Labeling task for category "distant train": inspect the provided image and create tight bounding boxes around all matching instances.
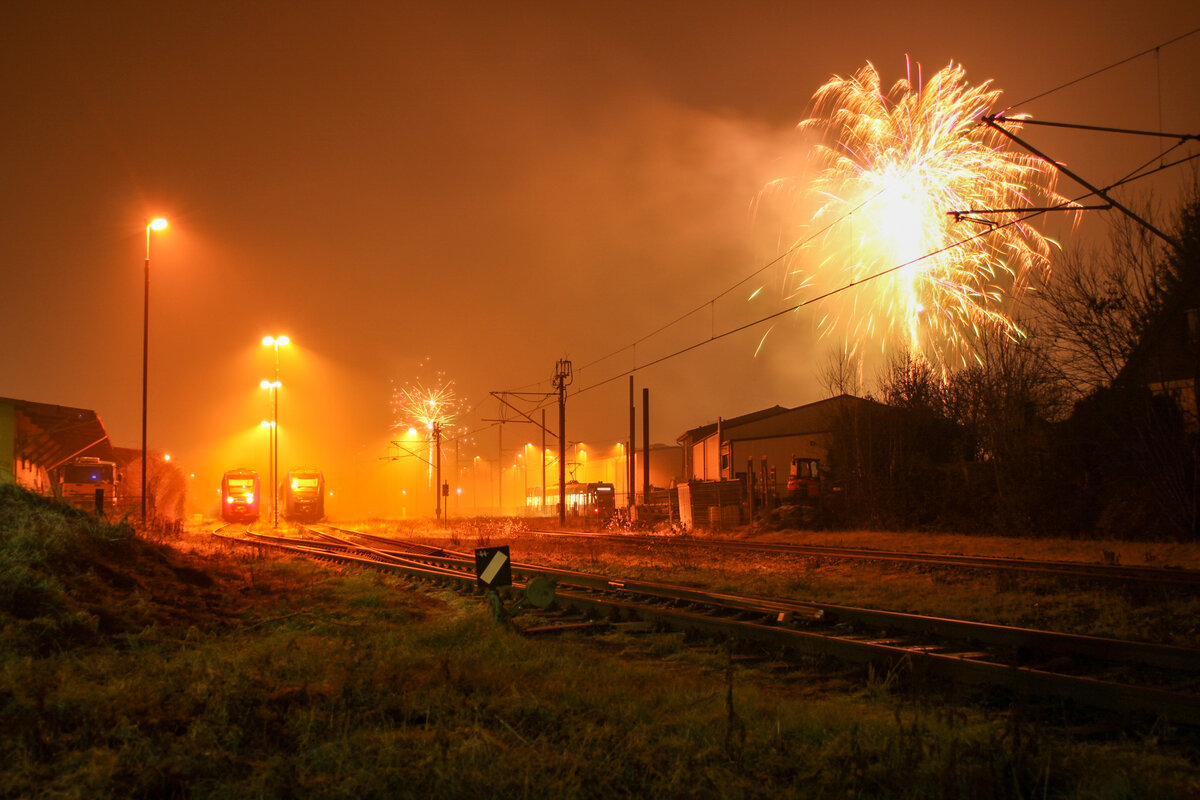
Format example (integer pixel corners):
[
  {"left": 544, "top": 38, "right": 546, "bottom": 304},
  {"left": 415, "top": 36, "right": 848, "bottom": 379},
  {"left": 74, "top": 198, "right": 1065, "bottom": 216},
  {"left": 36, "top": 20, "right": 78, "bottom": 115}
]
[
  {"left": 221, "top": 468, "right": 260, "bottom": 522},
  {"left": 538, "top": 481, "right": 616, "bottom": 520},
  {"left": 284, "top": 467, "right": 325, "bottom": 522}
]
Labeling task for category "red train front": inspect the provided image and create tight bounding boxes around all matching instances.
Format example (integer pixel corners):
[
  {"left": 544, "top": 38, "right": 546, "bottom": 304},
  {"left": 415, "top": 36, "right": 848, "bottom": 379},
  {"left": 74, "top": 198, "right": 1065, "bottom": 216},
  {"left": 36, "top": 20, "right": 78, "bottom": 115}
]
[{"left": 221, "top": 468, "right": 260, "bottom": 522}]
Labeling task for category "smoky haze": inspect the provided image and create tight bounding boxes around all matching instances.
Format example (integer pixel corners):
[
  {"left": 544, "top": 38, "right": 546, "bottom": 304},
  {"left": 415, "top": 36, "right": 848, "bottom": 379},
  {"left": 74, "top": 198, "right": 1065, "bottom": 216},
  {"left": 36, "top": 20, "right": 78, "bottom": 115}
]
[{"left": 1, "top": 3, "right": 1198, "bottom": 517}]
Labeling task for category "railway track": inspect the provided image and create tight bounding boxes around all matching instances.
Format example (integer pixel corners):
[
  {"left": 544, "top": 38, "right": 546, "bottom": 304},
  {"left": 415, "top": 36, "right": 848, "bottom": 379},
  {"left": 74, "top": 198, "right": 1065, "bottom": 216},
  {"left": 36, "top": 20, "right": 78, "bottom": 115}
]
[
  {"left": 520, "top": 528, "right": 1200, "bottom": 587},
  {"left": 213, "top": 524, "right": 1200, "bottom": 726}
]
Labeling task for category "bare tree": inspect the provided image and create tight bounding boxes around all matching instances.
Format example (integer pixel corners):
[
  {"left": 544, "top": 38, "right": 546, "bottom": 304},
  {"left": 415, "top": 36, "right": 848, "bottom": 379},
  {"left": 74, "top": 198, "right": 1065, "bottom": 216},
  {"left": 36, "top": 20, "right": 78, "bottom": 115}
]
[
  {"left": 876, "top": 349, "right": 946, "bottom": 413},
  {"left": 1033, "top": 198, "right": 1183, "bottom": 394},
  {"left": 817, "top": 345, "right": 863, "bottom": 398}
]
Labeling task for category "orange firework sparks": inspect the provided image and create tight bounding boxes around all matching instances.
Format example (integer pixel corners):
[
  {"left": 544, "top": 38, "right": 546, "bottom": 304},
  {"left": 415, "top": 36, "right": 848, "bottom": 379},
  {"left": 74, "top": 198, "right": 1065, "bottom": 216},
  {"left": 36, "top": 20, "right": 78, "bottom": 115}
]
[
  {"left": 393, "top": 380, "right": 459, "bottom": 433},
  {"left": 391, "top": 377, "right": 460, "bottom": 484},
  {"left": 790, "top": 60, "right": 1067, "bottom": 366}
]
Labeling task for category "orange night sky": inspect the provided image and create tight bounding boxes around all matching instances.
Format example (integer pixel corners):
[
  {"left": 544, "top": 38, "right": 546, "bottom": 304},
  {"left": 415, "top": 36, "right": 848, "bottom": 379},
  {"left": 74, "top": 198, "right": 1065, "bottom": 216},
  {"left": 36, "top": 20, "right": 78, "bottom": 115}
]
[{"left": 2, "top": 2, "right": 1198, "bottom": 516}]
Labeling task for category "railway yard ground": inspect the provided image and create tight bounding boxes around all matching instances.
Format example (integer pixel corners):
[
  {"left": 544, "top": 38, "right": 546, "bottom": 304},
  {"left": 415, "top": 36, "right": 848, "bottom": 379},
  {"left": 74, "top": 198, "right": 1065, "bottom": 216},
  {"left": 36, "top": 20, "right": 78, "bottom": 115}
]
[
  {"left": 4, "top": 489, "right": 1200, "bottom": 798},
  {"left": 441, "top": 524, "right": 1200, "bottom": 651}
]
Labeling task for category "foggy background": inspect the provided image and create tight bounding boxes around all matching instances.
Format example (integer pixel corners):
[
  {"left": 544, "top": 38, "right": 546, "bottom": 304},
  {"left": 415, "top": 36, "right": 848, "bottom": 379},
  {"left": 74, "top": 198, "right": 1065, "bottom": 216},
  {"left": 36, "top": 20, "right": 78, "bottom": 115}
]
[{"left": 2, "top": 2, "right": 1198, "bottom": 516}]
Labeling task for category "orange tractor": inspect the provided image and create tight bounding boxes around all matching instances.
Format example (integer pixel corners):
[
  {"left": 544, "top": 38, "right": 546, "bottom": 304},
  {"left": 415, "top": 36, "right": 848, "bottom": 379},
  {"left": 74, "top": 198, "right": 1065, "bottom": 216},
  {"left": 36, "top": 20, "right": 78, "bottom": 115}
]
[{"left": 786, "top": 456, "right": 821, "bottom": 502}]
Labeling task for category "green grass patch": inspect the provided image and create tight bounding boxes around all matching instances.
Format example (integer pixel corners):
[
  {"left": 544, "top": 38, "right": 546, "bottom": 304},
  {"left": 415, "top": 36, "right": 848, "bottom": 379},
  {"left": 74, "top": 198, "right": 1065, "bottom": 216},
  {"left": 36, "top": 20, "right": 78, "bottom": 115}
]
[{"left": 2, "top": 495, "right": 1199, "bottom": 797}]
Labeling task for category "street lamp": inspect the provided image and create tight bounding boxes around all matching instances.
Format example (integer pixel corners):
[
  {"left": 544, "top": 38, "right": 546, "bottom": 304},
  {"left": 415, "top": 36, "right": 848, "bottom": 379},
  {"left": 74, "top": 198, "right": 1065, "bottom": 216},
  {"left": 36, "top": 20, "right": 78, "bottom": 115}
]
[
  {"left": 261, "top": 335, "right": 289, "bottom": 527},
  {"left": 260, "top": 418, "right": 275, "bottom": 521},
  {"left": 260, "top": 379, "right": 281, "bottom": 526},
  {"left": 141, "top": 217, "right": 167, "bottom": 525},
  {"left": 617, "top": 442, "right": 626, "bottom": 506},
  {"left": 517, "top": 452, "right": 527, "bottom": 516}
]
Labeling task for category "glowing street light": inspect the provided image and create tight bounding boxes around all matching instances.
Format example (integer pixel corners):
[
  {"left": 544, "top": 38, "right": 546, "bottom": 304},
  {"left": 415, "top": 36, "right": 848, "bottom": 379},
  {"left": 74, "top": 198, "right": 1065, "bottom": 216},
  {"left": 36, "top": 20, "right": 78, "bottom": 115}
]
[
  {"left": 141, "top": 217, "right": 168, "bottom": 525},
  {"left": 260, "top": 335, "right": 289, "bottom": 527},
  {"left": 260, "top": 417, "right": 276, "bottom": 519},
  {"left": 260, "top": 377, "right": 282, "bottom": 527}
]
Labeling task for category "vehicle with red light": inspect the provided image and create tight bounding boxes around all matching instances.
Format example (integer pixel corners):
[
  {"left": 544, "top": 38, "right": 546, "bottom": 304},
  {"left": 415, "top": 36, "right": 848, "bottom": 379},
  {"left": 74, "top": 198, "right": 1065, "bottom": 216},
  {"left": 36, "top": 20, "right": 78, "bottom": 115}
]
[
  {"left": 537, "top": 481, "right": 616, "bottom": 520},
  {"left": 221, "top": 468, "right": 260, "bottom": 522},
  {"left": 786, "top": 456, "right": 821, "bottom": 501},
  {"left": 284, "top": 467, "right": 325, "bottom": 522},
  {"left": 591, "top": 482, "right": 616, "bottom": 519}
]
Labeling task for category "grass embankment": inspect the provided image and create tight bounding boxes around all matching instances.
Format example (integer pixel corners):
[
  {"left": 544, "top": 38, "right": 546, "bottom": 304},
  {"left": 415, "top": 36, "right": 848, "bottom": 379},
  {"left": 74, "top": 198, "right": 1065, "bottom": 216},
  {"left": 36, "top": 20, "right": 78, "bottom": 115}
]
[{"left": 2, "top": 489, "right": 1199, "bottom": 798}]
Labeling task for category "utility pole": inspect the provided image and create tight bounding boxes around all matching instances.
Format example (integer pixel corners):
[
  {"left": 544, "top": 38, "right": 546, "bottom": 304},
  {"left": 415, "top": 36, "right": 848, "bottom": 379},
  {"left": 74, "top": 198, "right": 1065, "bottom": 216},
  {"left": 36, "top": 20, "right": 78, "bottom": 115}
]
[
  {"left": 542, "top": 407, "right": 547, "bottom": 513},
  {"left": 436, "top": 422, "right": 444, "bottom": 519},
  {"left": 628, "top": 376, "right": 635, "bottom": 508},
  {"left": 642, "top": 387, "right": 650, "bottom": 503},
  {"left": 484, "top": 389, "right": 562, "bottom": 516},
  {"left": 982, "top": 115, "right": 1181, "bottom": 250},
  {"left": 553, "top": 359, "right": 573, "bottom": 525}
]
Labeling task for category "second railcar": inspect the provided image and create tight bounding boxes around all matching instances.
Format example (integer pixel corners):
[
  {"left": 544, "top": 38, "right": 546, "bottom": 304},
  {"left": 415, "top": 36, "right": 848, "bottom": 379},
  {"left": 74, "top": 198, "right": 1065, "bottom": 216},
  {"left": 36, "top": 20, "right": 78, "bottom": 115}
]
[
  {"left": 540, "top": 481, "right": 616, "bottom": 520},
  {"left": 221, "top": 468, "right": 260, "bottom": 522},
  {"left": 284, "top": 467, "right": 325, "bottom": 522}
]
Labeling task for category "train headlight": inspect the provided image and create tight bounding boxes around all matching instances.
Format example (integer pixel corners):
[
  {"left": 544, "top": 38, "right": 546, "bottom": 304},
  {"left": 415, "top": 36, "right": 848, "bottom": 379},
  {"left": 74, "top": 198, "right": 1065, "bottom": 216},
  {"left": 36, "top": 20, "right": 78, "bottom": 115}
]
[
  {"left": 226, "top": 496, "right": 234, "bottom": 504},
  {"left": 246, "top": 494, "right": 255, "bottom": 504}
]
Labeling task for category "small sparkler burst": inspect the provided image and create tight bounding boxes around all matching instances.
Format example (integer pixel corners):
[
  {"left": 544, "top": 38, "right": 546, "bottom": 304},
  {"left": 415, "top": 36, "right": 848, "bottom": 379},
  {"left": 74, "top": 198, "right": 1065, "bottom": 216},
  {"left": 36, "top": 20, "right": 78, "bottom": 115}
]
[
  {"left": 391, "top": 372, "right": 461, "bottom": 485},
  {"left": 792, "top": 60, "right": 1067, "bottom": 366},
  {"left": 392, "top": 380, "right": 459, "bottom": 435}
]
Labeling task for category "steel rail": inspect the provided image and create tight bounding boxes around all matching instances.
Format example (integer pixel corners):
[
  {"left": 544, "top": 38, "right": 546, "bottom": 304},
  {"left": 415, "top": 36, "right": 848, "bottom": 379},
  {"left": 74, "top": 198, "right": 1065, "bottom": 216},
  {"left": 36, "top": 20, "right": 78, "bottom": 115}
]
[
  {"left": 520, "top": 528, "right": 1200, "bottom": 586},
  {"left": 361, "top": 536, "right": 1200, "bottom": 673},
  {"left": 249, "top": 528, "right": 1200, "bottom": 673},
  {"left": 545, "top": 590, "right": 1200, "bottom": 724},
  {"left": 214, "top": 530, "right": 1200, "bottom": 725}
]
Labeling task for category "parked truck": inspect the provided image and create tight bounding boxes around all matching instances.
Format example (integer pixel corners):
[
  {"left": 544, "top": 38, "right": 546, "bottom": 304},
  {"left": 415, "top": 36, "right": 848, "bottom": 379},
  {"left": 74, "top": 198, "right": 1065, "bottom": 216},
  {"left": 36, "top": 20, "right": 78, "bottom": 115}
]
[{"left": 59, "top": 456, "right": 118, "bottom": 512}]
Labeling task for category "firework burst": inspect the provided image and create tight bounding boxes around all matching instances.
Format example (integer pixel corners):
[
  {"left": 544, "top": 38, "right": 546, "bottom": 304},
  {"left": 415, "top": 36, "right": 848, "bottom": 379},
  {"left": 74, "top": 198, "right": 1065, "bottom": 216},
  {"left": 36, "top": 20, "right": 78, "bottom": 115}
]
[
  {"left": 393, "top": 380, "right": 459, "bottom": 434},
  {"left": 790, "top": 60, "right": 1067, "bottom": 366},
  {"left": 391, "top": 374, "right": 461, "bottom": 484}
]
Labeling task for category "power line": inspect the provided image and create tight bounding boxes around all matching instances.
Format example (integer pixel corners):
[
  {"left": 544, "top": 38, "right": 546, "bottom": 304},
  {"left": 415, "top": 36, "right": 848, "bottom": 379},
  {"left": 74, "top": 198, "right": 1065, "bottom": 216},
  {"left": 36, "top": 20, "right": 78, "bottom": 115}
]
[
  {"left": 1010, "top": 117, "right": 1198, "bottom": 142},
  {"left": 1007, "top": 26, "right": 1200, "bottom": 111},
  {"left": 575, "top": 190, "right": 884, "bottom": 376},
  {"left": 567, "top": 152, "right": 1199, "bottom": 400},
  {"left": 497, "top": 29, "right": 1200, "bottom": 408}
]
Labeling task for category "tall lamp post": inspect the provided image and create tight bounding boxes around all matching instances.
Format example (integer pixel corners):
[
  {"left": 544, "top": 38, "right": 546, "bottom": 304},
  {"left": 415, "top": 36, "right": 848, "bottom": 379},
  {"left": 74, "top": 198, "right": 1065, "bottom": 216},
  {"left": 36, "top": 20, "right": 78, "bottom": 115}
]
[
  {"left": 523, "top": 443, "right": 533, "bottom": 515},
  {"left": 262, "top": 335, "right": 289, "bottom": 526},
  {"left": 141, "top": 217, "right": 168, "bottom": 525},
  {"left": 260, "top": 382, "right": 280, "bottom": 525},
  {"left": 259, "top": 417, "right": 276, "bottom": 521},
  {"left": 517, "top": 451, "right": 526, "bottom": 516}
]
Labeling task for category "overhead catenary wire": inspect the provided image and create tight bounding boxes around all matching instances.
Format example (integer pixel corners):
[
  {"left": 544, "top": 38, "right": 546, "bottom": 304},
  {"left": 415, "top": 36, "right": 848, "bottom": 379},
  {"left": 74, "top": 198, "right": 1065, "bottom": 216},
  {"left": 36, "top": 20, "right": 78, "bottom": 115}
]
[
  {"left": 568, "top": 152, "right": 1200, "bottom": 400},
  {"left": 494, "top": 27, "right": 1200, "bottom": 414},
  {"left": 1005, "top": 26, "right": 1200, "bottom": 111},
  {"left": 575, "top": 190, "right": 886, "bottom": 376}
]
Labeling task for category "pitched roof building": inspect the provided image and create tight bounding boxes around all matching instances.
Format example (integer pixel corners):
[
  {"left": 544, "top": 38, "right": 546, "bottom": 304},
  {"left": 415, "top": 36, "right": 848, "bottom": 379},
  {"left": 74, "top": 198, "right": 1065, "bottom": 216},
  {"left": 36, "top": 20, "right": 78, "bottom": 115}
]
[
  {"left": 0, "top": 396, "right": 114, "bottom": 494},
  {"left": 677, "top": 394, "right": 880, "bottom": 485}
]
